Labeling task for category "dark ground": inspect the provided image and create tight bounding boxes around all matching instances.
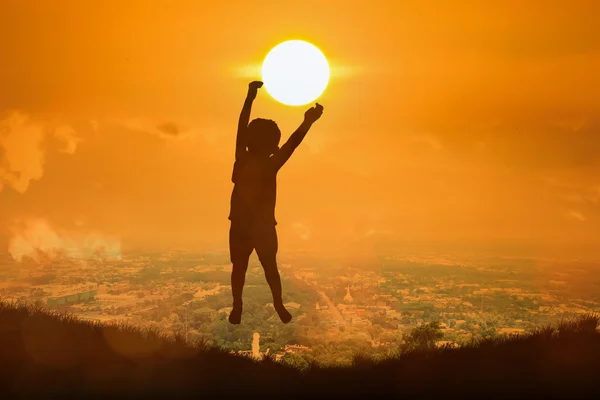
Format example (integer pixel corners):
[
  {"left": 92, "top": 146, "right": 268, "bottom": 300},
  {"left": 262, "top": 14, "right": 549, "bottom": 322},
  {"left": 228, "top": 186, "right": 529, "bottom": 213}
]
[{"left": 1, "top": 300, "right": 599, "bottom": 399}]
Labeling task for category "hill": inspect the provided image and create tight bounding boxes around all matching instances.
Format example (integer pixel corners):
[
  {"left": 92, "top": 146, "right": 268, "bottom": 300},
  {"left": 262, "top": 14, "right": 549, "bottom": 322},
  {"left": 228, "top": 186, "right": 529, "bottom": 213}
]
[{"left": 0, "top": 300, "right": 599, "bottom": 399}]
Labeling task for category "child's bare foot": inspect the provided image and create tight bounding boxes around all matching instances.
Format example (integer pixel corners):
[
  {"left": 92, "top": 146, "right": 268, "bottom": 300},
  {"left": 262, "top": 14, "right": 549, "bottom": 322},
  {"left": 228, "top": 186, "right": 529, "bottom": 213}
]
[
  {"left": 274, "top": 303, "right": 292, "bottom": 324},
  {"left": 229, "top": 306, "right": 242, "bottom": 325}
]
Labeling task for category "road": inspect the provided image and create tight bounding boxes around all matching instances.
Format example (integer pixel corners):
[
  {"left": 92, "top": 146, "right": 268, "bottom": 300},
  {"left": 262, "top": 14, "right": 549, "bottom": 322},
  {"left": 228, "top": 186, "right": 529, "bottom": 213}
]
[
  {"left": 287, "top": 273, "right": 347, "bottom": 326},
  {"left": 317, "top": 290, "right": 347, "bottom": 325}
]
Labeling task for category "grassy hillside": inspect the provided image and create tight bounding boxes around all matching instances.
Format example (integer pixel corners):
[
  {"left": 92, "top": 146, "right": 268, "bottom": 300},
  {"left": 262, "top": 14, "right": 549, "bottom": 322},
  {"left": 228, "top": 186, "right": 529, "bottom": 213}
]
[{"left": 0, "top": 300, "right": 599, "bottom": 399}]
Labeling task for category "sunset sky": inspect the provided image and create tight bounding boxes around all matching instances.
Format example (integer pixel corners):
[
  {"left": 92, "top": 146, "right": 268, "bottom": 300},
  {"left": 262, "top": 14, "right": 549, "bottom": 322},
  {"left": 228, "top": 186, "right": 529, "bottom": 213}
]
[{"left": 1, "top": 1, "right": 599, "bottom": 260}]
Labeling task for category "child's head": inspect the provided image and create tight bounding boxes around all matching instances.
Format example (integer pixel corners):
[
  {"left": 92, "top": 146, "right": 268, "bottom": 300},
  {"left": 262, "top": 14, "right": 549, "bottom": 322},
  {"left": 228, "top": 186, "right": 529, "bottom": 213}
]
[{"left": 247, "top": 118, "right": 281, "bottom": 156}]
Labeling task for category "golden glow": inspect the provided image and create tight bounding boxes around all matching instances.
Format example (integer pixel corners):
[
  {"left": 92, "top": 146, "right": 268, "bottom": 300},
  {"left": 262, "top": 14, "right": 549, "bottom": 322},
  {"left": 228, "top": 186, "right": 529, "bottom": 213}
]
[
  {"left": 1, "top": 2, "right": 600, "bottom": 258},
  {"left": 262, "top": 40, "right": 330, "bottom": 106}
]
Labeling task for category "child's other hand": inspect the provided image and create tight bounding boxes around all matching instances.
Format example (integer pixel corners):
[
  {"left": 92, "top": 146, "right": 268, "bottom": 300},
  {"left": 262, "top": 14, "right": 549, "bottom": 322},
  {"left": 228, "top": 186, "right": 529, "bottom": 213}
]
[
  {"left": 247, "top": 81, "right": 263, "bottom": 99},
  {"left": 248, "top": 81, "right": 263, "bottom": 97},
  {"left": 304, "top": 103, "right": 324, "bottom": 123}
]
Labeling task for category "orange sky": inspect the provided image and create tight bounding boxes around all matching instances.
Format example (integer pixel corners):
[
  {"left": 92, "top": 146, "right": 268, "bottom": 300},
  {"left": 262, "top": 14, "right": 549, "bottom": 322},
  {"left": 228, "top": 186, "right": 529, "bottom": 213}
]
[{"left": 1, "top": 1, "right": 599, "bottom": 260}]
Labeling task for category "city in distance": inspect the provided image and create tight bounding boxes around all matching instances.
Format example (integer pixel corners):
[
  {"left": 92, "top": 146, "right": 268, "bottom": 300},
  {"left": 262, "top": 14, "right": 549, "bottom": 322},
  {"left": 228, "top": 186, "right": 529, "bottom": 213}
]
[{"left": 2, "top": 245, "right": 599, "bottom": 366}]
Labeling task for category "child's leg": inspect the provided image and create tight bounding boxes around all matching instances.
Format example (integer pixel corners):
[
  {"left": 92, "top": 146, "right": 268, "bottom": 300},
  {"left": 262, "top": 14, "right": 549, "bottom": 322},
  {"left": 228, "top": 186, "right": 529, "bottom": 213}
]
[
  {"left": 255, "top": 225, "right": 282, "bottom": 304},
  {"left": 255, "top": 225, "right": 292, "bottom": 323},
  {"left": 229, "top": 224, "right": 253, "bottom": 324},
  {"left": 231, "top": 259, "right": 249, "bottom": 308}
]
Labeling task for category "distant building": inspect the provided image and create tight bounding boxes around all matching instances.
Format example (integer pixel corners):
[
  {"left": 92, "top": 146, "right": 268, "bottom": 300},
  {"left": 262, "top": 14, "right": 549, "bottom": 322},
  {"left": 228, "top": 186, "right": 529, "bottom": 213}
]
[
  {"left": 96, "top": 294, "right": 137, "bottom": 304},
  {"left": 498, "top": 328, "right": 525, "bottom": 335},
  {"left": 267, "top": 302, "right": 301, "bottom": 310},
  {"left": 352, "top": 318, "right": 371, "bottom": 328},
  {"left": 232, "top": 332, "right": 270, "bottom": 361},
  {"left": 344, "top": 286, "right": 353, "bottom": 303},
  {"left": 284, "top": 344, "right": 312, "bottom": 355},
  {"left": 252, "top": 332, "right": 261, "bottom": 360},
  {"left": 193, "top": 284, "right": 226, "bottom": 299},
  {"left": 47, "top": 288, "right": 98, "bottom": 308}
]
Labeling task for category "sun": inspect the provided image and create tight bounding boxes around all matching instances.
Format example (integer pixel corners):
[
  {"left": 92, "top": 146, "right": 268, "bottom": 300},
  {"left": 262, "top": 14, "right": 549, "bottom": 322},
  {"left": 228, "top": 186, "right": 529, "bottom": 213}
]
[{"left": 262, "top": 40, "right": 330, "bottom": 106}]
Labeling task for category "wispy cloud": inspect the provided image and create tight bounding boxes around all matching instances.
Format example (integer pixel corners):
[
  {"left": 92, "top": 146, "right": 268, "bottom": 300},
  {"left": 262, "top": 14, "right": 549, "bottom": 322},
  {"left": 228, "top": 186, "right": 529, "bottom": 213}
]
[
  {"left": 52, "top": 124, "right": 80, "bottom": 154},
  {"left": 0, "top": 110, "right": 79, "bottom": 194},
  {"left": 565, "top": 210, "right": 586, "bottom": 222},
  {"left": 8, "top": 219, "right": 122, "bottom": 263},
  {"left": 111, "top": 117, "right": 196, "bottom": 140}
]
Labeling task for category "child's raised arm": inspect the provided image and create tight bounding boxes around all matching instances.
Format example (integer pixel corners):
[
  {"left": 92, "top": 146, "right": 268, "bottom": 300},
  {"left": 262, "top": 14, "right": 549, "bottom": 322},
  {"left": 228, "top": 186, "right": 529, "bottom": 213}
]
[
  {"left": 272, "top": 103, "right": 324, "bottom": 170},
  {"left": 236, "top": 81, "right": 263, "bottom": 160}
]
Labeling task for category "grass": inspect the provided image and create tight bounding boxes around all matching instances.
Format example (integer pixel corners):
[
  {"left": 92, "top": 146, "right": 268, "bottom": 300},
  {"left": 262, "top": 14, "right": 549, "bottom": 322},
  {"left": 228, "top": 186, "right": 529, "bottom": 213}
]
[{"left": 1, "top": 299, "right": 599, "bottom": 399}]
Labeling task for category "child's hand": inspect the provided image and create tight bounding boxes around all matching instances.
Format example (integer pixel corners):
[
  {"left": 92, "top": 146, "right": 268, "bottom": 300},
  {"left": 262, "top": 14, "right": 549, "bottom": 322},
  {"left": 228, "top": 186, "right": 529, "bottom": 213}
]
[
  {"left": 249, "top": 81, "right": 263, "bottom": 90},
  {"left": 248, "top": 81, "right": 263, "bottom": 98},
  {"left": 304, "top": 103, "right": 324, "bottom": 123}
]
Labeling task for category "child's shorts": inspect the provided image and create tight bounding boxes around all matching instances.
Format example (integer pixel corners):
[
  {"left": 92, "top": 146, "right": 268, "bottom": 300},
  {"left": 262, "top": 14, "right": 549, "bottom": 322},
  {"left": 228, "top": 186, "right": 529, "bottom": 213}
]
[{"left": 229, "top": 222, "right": 278, "bottom": 263}]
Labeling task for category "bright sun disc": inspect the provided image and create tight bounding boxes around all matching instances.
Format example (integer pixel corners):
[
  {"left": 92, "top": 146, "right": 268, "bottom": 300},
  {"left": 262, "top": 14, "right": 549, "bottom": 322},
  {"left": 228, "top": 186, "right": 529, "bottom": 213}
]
[{"left": 262, "top": 40, "right": 330, "bottom": 106}]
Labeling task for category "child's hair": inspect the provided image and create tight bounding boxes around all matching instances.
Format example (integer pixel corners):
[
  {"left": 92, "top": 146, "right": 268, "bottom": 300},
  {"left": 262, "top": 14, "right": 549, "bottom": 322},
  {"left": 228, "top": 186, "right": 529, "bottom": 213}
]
[{"left": 247, "top": 118, "right": 281, "bottom": 154}]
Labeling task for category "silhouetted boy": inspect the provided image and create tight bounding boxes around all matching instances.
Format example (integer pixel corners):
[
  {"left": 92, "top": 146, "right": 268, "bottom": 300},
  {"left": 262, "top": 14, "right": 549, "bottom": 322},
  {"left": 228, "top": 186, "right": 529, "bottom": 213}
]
[{"left": 228, "top": 80, "right": 324, "bottom": 324}]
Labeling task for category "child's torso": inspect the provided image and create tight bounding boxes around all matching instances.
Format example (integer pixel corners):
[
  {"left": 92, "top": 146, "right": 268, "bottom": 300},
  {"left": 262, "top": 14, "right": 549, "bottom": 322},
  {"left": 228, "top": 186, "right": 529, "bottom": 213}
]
[{"left": 229, "top": 154, "right": 278, "bottom": 226}]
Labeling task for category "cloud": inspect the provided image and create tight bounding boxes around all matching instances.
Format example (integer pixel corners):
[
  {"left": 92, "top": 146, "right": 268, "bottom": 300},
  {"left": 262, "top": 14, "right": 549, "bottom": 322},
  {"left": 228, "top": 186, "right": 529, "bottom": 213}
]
[
  {"left": 0, "top": 110, "right": 79, "bottom": 194},
  {"left": 0, "top": 111, "right": 45, "bottom": 193},
  {"left": 156, "top": 122, "right": 181, "bottom": 136},
  {"left": 113, "top": 117, "right": 192, "bottom": 140},
  {"left": 52, "top": 124, "right": 81, "bottom": 154},
  {"left": 8, "top": 219, "right": 122, "bottom": 263},
  {"left": 1, "top": 111, "right": 70, "bottom": 194},
  {"left": 565, "top": 210, "right": 586, "bottom": 222}
]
